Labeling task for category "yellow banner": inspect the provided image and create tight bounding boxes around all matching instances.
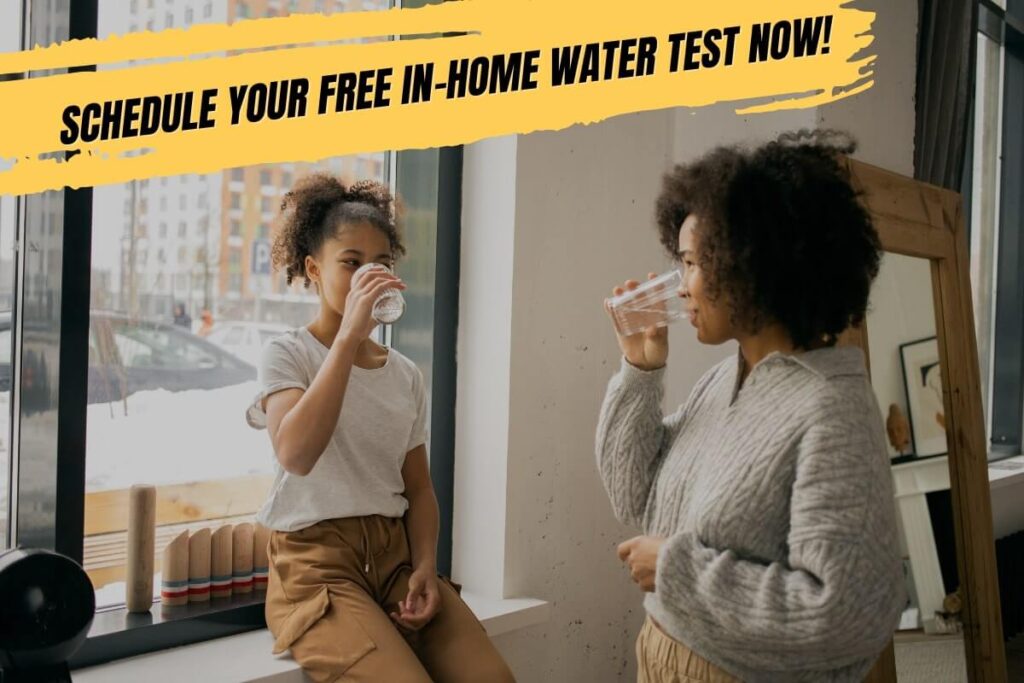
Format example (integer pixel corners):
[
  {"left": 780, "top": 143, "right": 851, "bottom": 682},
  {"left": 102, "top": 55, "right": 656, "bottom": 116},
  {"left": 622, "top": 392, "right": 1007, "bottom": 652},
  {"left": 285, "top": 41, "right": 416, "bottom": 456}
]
[{"left": 0, "top": 0, "right": 875, "bottom": 195}]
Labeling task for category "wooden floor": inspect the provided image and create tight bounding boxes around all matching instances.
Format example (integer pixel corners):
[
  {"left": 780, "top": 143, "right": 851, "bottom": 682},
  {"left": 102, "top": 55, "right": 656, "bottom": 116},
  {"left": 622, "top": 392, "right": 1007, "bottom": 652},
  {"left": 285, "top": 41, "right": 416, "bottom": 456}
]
[{"left": 892, "top": 630, "right": 1024, "bottom": 682}]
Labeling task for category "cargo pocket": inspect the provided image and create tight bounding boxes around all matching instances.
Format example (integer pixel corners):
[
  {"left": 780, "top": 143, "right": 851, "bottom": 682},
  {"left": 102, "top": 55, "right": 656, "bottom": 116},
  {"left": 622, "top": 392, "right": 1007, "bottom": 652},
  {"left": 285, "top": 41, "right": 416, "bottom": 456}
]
[{"left": 271, "top": 585, "right": 377, "bottom": 679}]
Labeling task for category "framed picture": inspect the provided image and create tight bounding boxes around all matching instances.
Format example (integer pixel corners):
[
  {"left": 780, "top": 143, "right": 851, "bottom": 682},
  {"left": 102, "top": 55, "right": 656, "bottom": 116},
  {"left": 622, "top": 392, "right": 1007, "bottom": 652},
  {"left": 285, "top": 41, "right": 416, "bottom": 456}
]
[{"left": 899, "top": 336, "right": 948, "bottom": 458}]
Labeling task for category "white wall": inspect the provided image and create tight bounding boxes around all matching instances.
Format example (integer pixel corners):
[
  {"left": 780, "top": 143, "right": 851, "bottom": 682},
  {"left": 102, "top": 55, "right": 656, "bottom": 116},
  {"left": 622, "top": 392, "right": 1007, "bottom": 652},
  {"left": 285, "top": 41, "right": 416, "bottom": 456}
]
[
  {"left": 453, "top": 135, "right": 517, "bottom": 596},
  {"left": 866, "top": 254, "right": 938, "bottom": 458},
  {"left": 454, "top": 2, "right": 919, "bottom": 680}
]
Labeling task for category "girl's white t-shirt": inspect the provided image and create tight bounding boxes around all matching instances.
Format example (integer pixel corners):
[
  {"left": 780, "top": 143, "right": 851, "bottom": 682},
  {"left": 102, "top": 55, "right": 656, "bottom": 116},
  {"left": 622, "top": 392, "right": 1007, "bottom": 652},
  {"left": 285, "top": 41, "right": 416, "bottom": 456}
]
[{"left": 245, "top": 327, "right": 428, "bottom": 532}]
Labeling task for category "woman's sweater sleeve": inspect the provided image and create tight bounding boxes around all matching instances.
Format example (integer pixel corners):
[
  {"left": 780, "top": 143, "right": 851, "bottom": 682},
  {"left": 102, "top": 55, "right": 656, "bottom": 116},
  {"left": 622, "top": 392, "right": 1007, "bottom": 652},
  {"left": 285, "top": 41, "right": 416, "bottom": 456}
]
[
  {"left": 595, "top": 357, "right": 686, "bottom": 528},
  {"left": 649, "top": 398, "right": 905, "bottom": 673}
]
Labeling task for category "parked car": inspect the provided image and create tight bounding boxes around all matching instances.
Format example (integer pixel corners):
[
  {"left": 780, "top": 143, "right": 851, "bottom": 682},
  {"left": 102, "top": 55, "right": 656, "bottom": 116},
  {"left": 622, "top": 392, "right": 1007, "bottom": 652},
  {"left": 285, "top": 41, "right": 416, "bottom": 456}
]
[
  {"left": 0, "top": 311, "right": 256, "bottom": 405},
  {"left": 203, "top": 321, "right": 290, "bottom": 366}
]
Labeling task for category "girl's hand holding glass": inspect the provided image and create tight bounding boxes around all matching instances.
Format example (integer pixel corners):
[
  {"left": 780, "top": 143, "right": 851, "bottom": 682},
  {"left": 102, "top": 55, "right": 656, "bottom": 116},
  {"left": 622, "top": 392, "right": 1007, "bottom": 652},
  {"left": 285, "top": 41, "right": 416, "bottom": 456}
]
[{"left": 338, "top": 266, "right": 406, "bottom": 343}]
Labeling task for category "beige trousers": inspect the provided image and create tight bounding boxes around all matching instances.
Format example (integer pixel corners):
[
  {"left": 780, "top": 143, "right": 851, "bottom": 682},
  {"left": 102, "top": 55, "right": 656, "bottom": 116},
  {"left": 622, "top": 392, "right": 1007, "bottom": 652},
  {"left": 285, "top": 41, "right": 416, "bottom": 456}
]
[
  {"left": 265, "top": 515, "right": 515, "bottom": 683},
  {"left": 636, "top": 616, "right": 741, "bottom": 683}
]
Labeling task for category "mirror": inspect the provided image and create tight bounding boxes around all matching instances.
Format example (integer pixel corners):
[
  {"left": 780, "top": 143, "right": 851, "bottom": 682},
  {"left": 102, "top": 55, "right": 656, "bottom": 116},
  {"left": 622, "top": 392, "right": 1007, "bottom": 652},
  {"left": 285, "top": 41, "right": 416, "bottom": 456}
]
[
  {"left": 866, "top": 253, "right": 967, "bottom": 681},
  {"left": 842, "top": 158, "right": 1005, "bottom": 682}
]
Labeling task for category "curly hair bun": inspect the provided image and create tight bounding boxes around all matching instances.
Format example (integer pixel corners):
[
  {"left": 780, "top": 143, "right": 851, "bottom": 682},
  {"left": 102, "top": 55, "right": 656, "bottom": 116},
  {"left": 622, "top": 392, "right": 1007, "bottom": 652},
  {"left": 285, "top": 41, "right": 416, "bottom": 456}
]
[
  {"left": 345, "top": 179, "right": 395, "bottom": 218},
  {"left": 272, "top": 172, "right": 404, "bottom": 288}
]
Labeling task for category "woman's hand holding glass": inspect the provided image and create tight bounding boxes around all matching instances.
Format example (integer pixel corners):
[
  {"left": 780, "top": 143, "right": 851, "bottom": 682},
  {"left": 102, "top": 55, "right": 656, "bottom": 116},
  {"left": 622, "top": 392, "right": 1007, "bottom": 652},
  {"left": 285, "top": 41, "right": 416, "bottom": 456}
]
[{"left": 606, "top": 273, "right": 670, "bottom": 371}]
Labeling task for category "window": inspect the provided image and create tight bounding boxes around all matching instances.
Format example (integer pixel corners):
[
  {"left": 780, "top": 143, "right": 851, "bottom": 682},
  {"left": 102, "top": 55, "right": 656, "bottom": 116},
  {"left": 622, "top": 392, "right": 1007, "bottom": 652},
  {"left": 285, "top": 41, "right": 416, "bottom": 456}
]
[
  {"left": 185, "top": 7, "right": 193, "bottom": 23},
  {"left": 231, "top": 168, "right": 244, "bottom": 182},
  {"left": 260, "top": 170, "right": 272, "bottom": 186},
  {"left": 968, "top": 0, "right": 1024, "bottom": 460},
  {"left": 0, "top": 3, "right": 17, "bottom": 549},
  {"left": 4, "top": 0, "right": 458, "bottom": 668},
  {"left": 222, "top": 326, "right": 246, "bottom": 346},
  {"left": 179, "top": 195, "right": 187, "bottom": 211},
  {"left": 166, "top": 12, "right": 173, "bottom": 27},
  {"left": 203, "top": 2, "right": 212, "bottom": 19},
  {"left": 261, "top": 196, "right": 272, "bottom": 213}
]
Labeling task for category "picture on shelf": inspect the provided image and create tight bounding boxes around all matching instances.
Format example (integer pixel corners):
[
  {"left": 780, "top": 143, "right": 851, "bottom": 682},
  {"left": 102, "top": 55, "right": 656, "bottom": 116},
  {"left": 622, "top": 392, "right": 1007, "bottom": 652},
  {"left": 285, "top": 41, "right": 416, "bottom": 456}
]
[{"left": 899, "top": 336, "right": 948, "bottom": 458}]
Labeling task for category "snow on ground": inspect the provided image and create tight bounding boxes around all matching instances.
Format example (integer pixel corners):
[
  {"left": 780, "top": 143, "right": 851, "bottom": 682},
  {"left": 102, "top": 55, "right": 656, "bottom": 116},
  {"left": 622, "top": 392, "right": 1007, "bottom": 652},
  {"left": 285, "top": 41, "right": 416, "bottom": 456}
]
[
  {"left": 85, "top": 381, "right": 276, "bottom": 491},
  {"left": 0, "top": 382, "right": 275, "bottom": 501}
]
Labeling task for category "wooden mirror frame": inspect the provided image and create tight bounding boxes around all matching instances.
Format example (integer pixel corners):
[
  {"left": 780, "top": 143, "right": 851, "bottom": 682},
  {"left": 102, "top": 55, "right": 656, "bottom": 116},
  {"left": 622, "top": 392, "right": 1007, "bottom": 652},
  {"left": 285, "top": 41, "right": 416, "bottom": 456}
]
[{"left": 841, "top": 158, "right": 1007, "bottom": 682}]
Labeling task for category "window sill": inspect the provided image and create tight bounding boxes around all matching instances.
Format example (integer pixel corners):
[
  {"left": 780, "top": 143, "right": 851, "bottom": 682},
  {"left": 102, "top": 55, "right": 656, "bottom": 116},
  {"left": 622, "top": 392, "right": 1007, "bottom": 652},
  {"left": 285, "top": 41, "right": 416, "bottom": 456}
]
[
  {"left": 72, "top": 593, "right": 549, "bottom": 683},
  {"left": 987, "top": 454, "right": 1024, "bottom": 490},
  {"left": 890, "top": 453, "right": 1024, "bottom": 496}
]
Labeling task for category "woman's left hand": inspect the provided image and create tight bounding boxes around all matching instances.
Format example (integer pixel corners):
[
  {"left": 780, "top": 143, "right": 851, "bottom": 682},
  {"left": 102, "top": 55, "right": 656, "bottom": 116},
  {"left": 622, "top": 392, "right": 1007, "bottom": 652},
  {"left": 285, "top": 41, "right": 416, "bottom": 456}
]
[
  {"left": 617, "top": 536, "right": 665, "bottom": 592},
  {"left": 391, "top": 568, "right": 442, "bottom": 630}
]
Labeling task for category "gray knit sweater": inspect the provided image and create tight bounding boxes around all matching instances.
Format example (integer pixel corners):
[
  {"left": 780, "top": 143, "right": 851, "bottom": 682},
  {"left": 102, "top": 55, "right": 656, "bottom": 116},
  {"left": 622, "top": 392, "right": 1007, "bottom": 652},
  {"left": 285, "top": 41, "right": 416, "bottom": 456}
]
[{"left": 596, "top": 346, "right": 905, "bottom": 682}]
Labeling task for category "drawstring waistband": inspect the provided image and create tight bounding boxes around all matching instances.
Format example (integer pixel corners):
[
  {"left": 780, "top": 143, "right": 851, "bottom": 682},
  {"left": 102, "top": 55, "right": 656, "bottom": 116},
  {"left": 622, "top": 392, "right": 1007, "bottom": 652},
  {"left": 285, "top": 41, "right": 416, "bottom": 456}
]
[{"left": 358, "top": 517, "right": 373, "bottom": 577}]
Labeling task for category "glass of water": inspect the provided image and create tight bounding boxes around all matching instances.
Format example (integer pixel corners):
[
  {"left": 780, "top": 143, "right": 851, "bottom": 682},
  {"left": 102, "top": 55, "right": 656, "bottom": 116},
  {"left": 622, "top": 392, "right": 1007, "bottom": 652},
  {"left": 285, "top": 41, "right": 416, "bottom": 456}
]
[
  {"left": 606, "top": 269, "right": 685, "bottom": 337},
  {"left": 352, "top": 262, "right": 405, "bottom": 324}
]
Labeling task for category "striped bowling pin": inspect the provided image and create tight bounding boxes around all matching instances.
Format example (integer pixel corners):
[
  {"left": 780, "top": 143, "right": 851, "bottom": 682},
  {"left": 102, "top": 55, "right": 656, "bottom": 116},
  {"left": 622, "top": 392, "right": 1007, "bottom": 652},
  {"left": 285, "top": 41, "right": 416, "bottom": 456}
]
[
  {"left": 211, "top": 524, "right": 234, "bottom": 599},
  {"left": 232, "top": 523, "right": 254, "bottom": 594},
  {"left": 160, "top": 530, "right": 190, "bottom": 606},
  {"left": 252, "top": 524, "right": 271, "bottom": 592}
]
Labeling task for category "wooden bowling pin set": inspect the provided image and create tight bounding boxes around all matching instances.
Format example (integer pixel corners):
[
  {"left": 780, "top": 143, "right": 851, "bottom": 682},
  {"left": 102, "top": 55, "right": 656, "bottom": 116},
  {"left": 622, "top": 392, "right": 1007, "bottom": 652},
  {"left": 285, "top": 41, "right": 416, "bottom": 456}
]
[
  {"left": 124, "top": 484, "right": 271, "bottom": 612},
  {"left": 160, "top": 522, "right": 271, "bottom": 606}
]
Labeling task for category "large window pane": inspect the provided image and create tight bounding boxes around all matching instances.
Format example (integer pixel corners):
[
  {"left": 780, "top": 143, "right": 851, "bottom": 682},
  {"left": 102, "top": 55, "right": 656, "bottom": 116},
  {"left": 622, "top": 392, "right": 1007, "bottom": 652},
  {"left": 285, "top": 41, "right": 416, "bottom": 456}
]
[
  {"left": 0, "top": 0, "right": 21, "bottom": 552},
  {"left": 969, "top": 31, "right": 1004, "bottom": 449},
  {"left": 392, "top": 149, "right": 439, "bottom": 423},
  {"left": 991, "top": 30, "right": 1024, "bottom": 459},
  {"left": 87, "top": 0, "right": 391, "bottom": 609},
  {"left": 10, "top": 0, "right": 72, "bottom": 555}
]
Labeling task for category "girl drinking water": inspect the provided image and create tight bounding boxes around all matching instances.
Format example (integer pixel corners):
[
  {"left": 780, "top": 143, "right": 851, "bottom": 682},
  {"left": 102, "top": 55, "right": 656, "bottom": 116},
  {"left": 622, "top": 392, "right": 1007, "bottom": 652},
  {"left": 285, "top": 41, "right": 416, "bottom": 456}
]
[{"left": 247, "top": 174, "right": 514, "bottom": 683}]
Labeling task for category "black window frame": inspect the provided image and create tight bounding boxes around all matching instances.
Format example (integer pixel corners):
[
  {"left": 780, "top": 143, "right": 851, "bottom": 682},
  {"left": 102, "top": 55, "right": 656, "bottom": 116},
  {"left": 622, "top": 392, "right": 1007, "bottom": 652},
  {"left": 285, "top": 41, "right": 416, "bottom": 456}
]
[
  {"left": 978, "top": 0, "right": 1024, "bottom": 459},
  {"left": 2, "top": 0, "right": 463, "bottom": 668}
]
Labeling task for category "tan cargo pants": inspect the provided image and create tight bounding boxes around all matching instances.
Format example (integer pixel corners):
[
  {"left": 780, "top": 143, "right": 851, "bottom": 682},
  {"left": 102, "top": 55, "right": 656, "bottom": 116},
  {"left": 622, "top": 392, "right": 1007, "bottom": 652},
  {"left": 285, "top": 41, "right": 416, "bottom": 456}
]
[
  {"left": 636, "top": 616, "right": 740, "bottom": 683},
  {"left": 266, "top": 515, "right": 515, "bottom": 683}
]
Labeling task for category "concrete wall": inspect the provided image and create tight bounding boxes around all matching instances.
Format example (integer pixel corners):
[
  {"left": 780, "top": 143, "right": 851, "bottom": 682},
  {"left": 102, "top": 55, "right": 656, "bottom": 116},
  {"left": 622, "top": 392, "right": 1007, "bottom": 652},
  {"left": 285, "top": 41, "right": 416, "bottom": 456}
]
[{"left": 453, "top": 2, "right": 920, "bottom": 681}]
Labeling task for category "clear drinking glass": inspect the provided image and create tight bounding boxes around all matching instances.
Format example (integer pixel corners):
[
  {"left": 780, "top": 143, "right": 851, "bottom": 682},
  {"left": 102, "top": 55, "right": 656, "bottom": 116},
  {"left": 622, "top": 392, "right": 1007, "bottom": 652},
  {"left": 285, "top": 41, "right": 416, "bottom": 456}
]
[
  {"left": 606, "top": 268, "right": 685, "bottom": 337},
  {"left": 353, "top": 262, "right": 405, "bottom": 324}
]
